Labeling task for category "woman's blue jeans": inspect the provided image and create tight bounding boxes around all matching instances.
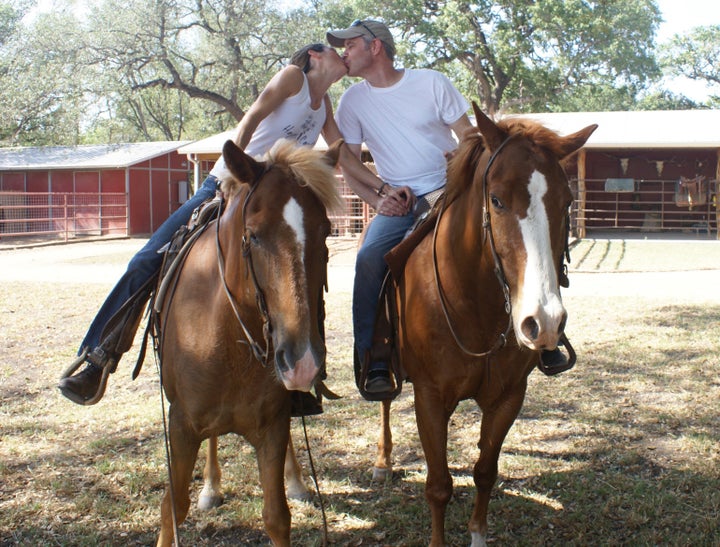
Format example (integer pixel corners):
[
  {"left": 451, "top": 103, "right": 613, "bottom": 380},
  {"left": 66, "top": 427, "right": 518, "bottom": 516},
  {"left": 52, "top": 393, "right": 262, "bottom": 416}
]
[
  {"left": 353, "top": 212, "right": 415, "bottom": 362},
  {"left": 79, "top": 175, "right": 219, "bottom": 353}
]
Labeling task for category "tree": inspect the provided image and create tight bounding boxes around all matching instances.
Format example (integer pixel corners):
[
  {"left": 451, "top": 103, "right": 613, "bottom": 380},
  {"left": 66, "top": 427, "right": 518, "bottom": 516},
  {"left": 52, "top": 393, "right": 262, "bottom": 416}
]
[
  {"left": 0, "top": 5, "right": 87, "bottom": 145},
  {"left": 328, "top": 0, "right": 662, "bottom": 115},
  {"left": 660, "top": 25, "right": 720, "bottom": 103},
  {"left": 80, "top": 0, "right": 326, "bottom": 136}
]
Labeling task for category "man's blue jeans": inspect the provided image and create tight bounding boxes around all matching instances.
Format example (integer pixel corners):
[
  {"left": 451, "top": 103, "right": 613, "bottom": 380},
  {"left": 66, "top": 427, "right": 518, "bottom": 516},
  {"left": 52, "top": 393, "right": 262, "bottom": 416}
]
[
  {"left": 353, "top": 212, "right": 415, "bottom": 363},
  {"left": 79, "top": 175, "right": 220, "bottom": 353}
]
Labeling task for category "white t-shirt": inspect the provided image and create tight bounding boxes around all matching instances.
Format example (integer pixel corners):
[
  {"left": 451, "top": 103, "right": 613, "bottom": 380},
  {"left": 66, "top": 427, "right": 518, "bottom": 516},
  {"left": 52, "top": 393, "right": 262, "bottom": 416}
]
[
  {"left": 211, "top": 73, "right": 325, "bottom": 177},
  {"left": 335, "top": 68, "right": 469, "bottom": 196}
]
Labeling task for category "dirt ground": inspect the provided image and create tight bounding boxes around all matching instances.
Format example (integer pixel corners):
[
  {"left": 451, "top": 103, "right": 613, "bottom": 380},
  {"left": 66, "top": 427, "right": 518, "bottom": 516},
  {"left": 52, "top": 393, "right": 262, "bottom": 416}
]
[{"left": 1, "top": 236, "right": 719, "bottom": 546}]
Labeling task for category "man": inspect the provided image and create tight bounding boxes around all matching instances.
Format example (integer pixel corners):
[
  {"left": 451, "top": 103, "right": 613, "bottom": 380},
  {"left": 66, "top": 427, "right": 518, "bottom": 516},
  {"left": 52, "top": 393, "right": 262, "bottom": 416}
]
[{"left": 327, "top": 20, "right": 570, "bottom": 395}]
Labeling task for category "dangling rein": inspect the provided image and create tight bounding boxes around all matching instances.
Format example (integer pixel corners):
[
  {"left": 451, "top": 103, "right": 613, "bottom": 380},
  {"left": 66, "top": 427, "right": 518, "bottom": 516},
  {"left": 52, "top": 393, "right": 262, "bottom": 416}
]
[
  {"left": 431, "top": 136, "right": 515, "bottom": 358},
  {"left": 215, "top": 179, "right": 273, "bottom": 365}
]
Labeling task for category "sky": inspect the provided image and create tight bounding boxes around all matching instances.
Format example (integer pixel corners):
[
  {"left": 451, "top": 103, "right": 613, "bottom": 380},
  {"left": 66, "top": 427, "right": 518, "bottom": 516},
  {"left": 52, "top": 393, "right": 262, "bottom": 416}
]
[{"left": 654, "top": 0, "right": 720, "bottom": 101}]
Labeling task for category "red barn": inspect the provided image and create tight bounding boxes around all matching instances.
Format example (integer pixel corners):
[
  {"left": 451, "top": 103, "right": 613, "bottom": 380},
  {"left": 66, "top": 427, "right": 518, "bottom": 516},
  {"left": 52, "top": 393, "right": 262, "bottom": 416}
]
[{"left": 0, "top": 142, "right": 191, "bottom": 240}]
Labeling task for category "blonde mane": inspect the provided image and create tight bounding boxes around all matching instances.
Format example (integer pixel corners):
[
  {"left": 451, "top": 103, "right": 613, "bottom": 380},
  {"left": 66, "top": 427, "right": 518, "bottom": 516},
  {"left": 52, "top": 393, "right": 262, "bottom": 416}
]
[{"left": 220, "top": 139, "right": 343, "bottom": 214}]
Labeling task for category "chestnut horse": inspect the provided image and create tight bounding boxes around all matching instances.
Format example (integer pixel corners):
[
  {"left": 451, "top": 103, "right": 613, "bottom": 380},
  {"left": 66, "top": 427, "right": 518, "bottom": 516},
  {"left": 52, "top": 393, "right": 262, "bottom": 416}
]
[
  {"left": 376, "top": 104, "right": 596, "bottom": 546},
  {"left": 155, "top": 138, "right": 343, "bottom": 547}
]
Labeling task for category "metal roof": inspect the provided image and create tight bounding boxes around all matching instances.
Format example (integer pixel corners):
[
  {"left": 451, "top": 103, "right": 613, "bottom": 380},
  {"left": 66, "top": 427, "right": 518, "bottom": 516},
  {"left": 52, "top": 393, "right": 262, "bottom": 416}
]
[
  {"left": 502, "top": 110, "right": 720, "bottom": 149},
  {"left": 176, "top": 131, "right": 331, "bottom": 157},
  {"left": 176, "top": 110, "right": 720, "bottom": 156},
  {"left": 0, "top": 141, "right": 192, "bottom": 171}
]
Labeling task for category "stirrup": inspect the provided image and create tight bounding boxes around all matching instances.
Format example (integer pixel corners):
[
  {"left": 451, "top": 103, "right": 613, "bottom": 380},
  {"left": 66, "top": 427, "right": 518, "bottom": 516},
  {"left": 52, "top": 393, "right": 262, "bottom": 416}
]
[
  {"left": 537, "top": 333, "right": 576, "bottom": 376},
  {"left": 59, "top": 347, "right": 115, "bottom": 406},
  {"left": 59, "top": 346, "right": 90, "bottom": 380}
]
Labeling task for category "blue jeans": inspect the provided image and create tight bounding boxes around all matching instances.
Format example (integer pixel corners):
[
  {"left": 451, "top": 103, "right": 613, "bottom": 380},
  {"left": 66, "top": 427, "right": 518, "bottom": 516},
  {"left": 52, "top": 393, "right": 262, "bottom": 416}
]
[
  {"left": 79, "top": 175, "right": 220, "bottom": 353},
  {"left": 353, "top": 212, "right": 415, "bottom": 362}
]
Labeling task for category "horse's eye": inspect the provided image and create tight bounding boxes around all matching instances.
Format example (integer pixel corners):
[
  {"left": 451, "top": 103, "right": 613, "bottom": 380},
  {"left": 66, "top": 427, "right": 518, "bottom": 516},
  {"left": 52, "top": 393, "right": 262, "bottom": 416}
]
[
  {"left": 243, "top": 231, "right": 259, "bottom": 247},
  {"left": 490, "top": 194, "right": 504, "bottom": 210}
]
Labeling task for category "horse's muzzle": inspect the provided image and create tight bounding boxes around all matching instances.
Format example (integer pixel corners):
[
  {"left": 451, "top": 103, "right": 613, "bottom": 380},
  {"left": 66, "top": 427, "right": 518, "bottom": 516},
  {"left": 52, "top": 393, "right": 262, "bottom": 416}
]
[
  {"left": 274, "top": 344, "right": 324, "bottom": 391},
  {"left": 517, "top": 303, "right": 567, "bottom": 351}
]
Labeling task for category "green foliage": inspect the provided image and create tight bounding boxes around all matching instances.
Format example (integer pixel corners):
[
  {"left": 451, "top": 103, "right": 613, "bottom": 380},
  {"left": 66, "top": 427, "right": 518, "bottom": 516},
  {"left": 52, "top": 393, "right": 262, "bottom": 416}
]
[
  {"left": 0, "top": 0, "right": 715, "bottom": 146},
  {"left": 660, "top": 25, "right": 720, "bottom": 102},
  {"left": 328, "top": 0, "right": 662, "bottom": 114}
]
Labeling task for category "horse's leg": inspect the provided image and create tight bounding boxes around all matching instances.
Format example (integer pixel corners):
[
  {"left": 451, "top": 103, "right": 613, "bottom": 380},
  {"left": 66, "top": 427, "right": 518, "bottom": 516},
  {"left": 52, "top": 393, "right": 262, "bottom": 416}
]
[
  {"left": 284, "top": 435, "right": 310, "bottom": 501},
  {"left": 255, "top": 420, "right": 292, "bottom": 546},
  {"left": 414, "top": 387, "right": 452, "bottom": 547},
  {"left": 469, "top": 388, "right": 526, "bottom": 547},
  {"left": 198, "top": 436, "right": 223, "bottom": 510},
  {"left": 373, "top": 399, "right": 393, "bottom": 480},
  {"left": 157, "top": 407, "right": 202, "bottom": 547}
]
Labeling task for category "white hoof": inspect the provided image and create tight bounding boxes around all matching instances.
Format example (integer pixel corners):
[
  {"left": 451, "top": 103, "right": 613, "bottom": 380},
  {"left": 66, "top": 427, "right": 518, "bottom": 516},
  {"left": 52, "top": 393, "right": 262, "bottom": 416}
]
[
  {"left": 197, "top": 493, "right": 223, "bottom": 511},
  {"left": 286, "top": 482, "right": 312, "bottom": 502}
]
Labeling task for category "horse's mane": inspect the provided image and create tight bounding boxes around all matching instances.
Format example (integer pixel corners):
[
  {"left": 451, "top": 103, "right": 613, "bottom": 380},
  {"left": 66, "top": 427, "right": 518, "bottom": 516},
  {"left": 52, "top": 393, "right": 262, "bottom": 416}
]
[
  {"left": 221, "top": 139, "right": 343, "bottom": 214},
  {"left": 445, "top": 117, "right": 567, "bottom": 204}
]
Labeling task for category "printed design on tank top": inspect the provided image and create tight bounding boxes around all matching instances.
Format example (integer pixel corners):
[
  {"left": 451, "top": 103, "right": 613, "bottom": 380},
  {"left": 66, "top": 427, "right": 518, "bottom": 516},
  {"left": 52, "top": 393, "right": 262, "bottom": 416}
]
[{"left": 281, "top": 116, "right": 319, "bottom": 146}]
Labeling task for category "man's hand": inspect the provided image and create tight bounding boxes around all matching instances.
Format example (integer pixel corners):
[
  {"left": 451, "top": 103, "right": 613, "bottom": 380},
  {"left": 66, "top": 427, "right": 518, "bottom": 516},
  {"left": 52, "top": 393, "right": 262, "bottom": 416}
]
[{"left": 376, "top": 185, "right": 416, "bottom": 216}]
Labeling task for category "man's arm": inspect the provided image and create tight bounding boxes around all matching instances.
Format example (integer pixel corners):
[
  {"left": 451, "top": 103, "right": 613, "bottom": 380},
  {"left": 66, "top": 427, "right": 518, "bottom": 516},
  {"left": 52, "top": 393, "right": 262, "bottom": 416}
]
[{"left": 450, "top": 114, "right": 474, "bottom": 142}]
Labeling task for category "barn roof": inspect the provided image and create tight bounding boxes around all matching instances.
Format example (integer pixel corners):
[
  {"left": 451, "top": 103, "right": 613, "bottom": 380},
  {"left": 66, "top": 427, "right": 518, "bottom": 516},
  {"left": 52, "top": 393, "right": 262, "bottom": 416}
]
[
  {"left": 0, "top": 141, "right": 191, "bottom": 171},
  {"left": 176, "top": 109, "right": 720, "bottom": 157},
  {"left": 502, "top": 110, "right": 720, "bottom": 149},
  {"left": 175, "top": 131, "right": 332, "bottom": 157}
]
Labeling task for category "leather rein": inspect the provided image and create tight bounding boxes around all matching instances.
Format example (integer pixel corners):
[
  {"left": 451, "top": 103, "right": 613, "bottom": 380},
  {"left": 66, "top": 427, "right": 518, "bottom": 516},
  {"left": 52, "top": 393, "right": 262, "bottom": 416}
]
[
  {"left": 431, "top": 135, "right": 515, "bottom": 358},
  {"left": 215, "top": 175, "right": 273, "bottom": 365}
]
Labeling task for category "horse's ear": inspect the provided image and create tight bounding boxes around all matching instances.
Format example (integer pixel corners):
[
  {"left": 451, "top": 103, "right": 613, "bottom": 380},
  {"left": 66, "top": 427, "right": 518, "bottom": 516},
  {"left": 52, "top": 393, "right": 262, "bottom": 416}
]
[
  {"left": 222, "top": 140, "right": 266, "bottom": 184},
  {"left": 472, "top": 102, "right": 507, "bottom": 151},
  {"left": 323, "top": 138, "right": 344, "bottom": 168},
  {"left": 556, "top": 124, "right": 598, "bottom": 159}
]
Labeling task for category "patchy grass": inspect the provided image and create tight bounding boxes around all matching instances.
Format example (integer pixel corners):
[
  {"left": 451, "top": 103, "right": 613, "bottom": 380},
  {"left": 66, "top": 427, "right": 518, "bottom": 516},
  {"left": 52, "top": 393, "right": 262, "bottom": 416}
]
[{"left": 1, "top": 239, "right": 719, "bottom": 545}]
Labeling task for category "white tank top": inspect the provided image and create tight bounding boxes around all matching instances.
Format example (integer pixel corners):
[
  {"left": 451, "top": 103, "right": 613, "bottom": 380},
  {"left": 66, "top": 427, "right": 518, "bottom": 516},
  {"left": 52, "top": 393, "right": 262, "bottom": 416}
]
[{"left": 211, "top": 73, "right": 325, "bottom": 177}]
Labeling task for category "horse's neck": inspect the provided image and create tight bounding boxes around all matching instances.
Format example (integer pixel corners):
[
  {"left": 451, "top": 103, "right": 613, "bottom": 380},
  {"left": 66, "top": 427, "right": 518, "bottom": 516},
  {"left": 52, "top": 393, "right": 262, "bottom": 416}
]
[{"left": 441, "top": 191, "right": 502, "bottom": 296}]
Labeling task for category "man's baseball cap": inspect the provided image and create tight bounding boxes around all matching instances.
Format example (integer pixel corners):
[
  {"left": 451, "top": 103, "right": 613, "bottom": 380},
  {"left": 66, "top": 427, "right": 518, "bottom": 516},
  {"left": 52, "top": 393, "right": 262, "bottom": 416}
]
[{"left": 326, "top": 19, "right": 395, "bottom": 57}]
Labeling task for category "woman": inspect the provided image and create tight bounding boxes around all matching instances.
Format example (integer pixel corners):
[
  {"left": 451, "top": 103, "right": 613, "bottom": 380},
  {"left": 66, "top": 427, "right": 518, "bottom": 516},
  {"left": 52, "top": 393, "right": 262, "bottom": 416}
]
[{"left": 59, "top": 43, "right": 397, "bottom": 405}]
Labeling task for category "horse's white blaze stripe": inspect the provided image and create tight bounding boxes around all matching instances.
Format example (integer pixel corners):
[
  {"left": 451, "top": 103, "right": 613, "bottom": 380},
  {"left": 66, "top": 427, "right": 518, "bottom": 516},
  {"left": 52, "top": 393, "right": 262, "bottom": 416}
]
[
  {"left": 516, "top": 170, "right": 564, "bottom": 346},
  {"left": 519, "top": 171, "right": 553, "bottom": 292},
  {"left": 283, "top": 198, "right": 306, "bottom": 252}
]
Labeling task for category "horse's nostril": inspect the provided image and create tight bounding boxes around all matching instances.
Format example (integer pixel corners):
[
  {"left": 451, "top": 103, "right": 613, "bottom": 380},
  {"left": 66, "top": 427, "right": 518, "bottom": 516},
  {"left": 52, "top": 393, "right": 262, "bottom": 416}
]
[
  {"left": 521, "top": 317, "right": 539, "bottom": 341},
  {"left": 275, "top": 349, "right": 290, "bottom": 373}
]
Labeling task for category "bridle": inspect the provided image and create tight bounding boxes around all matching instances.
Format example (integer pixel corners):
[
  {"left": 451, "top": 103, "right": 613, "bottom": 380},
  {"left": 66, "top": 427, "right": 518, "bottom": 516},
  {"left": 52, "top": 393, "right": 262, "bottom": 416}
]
[
  {"left": 432, "top": 135, "right": 515, "bottom": 358},
  {"left": 215, "top": 173, "right": 273, "bottom": 365}
]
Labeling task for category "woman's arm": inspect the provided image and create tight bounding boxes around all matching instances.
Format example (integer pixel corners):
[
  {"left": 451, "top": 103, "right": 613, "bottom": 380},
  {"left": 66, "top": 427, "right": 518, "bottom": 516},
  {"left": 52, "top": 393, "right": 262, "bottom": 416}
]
[{"left": 234, "top": 66, "right": 305, "bottom": 150}]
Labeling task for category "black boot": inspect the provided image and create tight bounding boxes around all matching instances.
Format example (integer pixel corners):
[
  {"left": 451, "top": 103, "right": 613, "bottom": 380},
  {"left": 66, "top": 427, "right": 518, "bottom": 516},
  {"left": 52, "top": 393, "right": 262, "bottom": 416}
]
[
  {"left": 58, "top": 347, "right": 117, "bottom": 405},
  {"left": 290, "top": 390, "right": 323, "bottom": 417},
  {"left": 59, "top": 363, "right": 103, "bottom": 404},
  {"left": 537, "top": 334, "right": 576, "bottom": 376}
]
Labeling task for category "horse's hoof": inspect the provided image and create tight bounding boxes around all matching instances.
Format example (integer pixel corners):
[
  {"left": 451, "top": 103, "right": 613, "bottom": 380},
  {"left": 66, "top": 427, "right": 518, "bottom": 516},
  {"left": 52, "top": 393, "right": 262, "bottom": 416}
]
[
  {"left": 371, "top": 466, "right": 392, "bottom": 481},
  {"left": 286, "top": 484, "right": 312, "bottom": 502},
  {"left": 197, "top": 494, "right": 223, "bottom": 511}
]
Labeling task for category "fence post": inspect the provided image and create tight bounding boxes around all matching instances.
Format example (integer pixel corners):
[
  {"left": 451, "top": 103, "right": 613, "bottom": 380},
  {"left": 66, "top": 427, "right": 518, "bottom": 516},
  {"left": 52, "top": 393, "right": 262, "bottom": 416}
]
[{"left": 64, "top": 194, "right": 69, "bottom": 243}]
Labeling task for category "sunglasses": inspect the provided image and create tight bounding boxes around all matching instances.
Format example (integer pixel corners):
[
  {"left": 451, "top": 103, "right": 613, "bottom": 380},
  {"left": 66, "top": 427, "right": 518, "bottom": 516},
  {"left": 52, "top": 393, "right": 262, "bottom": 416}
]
[
  {"left": 351, "top": 19, "right": 377, "bottom": 39},
  {"left": 303, "top": 43, "right": 326, "bottom": 73}
]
